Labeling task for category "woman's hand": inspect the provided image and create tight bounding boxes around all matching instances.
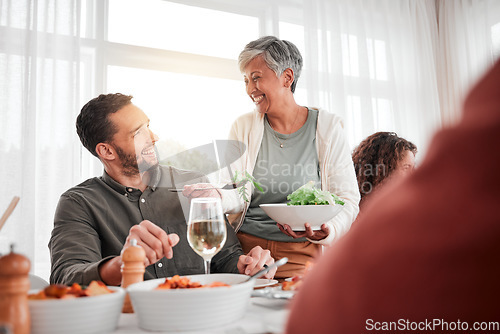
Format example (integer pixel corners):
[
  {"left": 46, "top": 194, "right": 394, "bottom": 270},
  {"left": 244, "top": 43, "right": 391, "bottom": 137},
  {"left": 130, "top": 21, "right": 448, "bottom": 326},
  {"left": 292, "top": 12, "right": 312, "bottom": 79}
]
[
  {"left": 277, "top": 222, "right": 330, "bottom": 241},
  {"left": 182, "top": 183, "right": 222, "bottom": 199},
  {"left": 237, "top": 246, "right": 275, "bottom": 278}
]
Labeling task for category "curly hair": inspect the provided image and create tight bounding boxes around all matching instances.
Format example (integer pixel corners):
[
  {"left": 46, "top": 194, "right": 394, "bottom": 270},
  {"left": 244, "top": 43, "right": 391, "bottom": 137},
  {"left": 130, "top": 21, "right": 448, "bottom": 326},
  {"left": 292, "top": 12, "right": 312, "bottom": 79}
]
[
  {"left": 76, "top": 93, "right": 133, "bottom": 157},
  {"left": 352, "top": 132, "right": 417, "bottom": 205}
]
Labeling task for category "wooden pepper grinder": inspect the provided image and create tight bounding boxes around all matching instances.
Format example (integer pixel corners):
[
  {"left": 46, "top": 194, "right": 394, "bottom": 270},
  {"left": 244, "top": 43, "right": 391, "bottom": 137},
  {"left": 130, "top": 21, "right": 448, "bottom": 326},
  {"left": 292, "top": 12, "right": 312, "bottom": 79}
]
[
  {"left": 120, "top": 239, "right": 145, "bottom": 313},
  {"left": 0, "top": 244, "right": 31, "bottom": 334}
]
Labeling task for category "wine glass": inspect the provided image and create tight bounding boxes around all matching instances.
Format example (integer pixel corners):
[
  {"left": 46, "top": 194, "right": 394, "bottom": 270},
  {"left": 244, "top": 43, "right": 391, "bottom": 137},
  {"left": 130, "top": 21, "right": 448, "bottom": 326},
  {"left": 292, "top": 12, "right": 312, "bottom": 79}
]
[{"left": 187, "top": 197, "right": 227, "bottom": 274}]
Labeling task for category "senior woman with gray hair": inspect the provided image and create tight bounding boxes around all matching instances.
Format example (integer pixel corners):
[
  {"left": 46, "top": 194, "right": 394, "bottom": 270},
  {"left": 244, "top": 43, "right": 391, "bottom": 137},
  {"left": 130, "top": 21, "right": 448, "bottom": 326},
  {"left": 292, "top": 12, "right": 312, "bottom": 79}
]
[{"left": 184, "top": 36, "right": 360, "bottom": 279}]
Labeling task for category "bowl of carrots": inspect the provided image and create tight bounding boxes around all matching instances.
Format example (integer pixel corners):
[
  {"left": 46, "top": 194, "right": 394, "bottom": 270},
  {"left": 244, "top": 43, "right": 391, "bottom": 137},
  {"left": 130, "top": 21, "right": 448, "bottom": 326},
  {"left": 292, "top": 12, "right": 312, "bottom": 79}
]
[
  {"left": 28, "top": 281, "right": 125, "bottom": 334},
  {"left": 127, "top": 274, "right": 254, "bottom": 332}
]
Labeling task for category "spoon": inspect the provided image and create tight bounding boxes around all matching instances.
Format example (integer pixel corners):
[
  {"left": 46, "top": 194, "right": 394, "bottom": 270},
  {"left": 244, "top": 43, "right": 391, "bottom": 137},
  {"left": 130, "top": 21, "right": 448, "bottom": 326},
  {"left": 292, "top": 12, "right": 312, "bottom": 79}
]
[{"left": 247, "top": 257, "right": 288, "bottom": 282}]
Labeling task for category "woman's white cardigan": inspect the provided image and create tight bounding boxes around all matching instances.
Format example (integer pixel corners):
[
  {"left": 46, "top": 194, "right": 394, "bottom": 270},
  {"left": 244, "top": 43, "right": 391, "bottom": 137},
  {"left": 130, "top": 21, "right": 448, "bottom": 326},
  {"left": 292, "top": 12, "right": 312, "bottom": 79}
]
[{"left": 222, "top": 108, "right": 360, "bottom": 246}]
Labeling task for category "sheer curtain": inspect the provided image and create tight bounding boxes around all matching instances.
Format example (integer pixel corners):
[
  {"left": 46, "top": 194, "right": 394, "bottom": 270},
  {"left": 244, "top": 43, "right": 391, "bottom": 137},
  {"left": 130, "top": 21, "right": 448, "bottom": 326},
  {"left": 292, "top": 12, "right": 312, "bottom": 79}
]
[
  {"left": 0, "top": 0, "right": 83, "bottom": 280},
  {"left": 1, "top": 0, "right": 499, "bottom": 282},
  {"left": 291, "top": 0, "right": 442, "bottom": 154},
  {"left": 437, "top": 0, "right": 500, "bottom": 124}
]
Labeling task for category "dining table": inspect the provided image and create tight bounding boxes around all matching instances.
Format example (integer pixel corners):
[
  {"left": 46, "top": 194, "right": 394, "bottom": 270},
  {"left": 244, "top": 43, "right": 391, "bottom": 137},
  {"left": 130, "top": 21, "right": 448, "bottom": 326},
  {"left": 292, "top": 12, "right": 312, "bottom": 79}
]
[{"left": 113, "top": 293, "right": 292, "bottom": 334}]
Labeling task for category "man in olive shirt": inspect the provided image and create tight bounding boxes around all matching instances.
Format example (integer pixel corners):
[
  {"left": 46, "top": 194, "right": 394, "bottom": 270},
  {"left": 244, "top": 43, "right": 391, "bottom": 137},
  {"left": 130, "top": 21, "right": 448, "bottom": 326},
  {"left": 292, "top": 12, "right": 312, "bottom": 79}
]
[{"left": 49, "top": 93, "right": 275, "bottom": 285}]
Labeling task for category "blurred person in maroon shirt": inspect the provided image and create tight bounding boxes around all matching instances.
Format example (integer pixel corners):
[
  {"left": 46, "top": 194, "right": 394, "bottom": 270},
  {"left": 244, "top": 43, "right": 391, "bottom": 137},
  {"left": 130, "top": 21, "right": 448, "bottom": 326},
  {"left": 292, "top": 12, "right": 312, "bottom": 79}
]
[{"left": 286, "top": 59, "right": 500, "bottom": 334}]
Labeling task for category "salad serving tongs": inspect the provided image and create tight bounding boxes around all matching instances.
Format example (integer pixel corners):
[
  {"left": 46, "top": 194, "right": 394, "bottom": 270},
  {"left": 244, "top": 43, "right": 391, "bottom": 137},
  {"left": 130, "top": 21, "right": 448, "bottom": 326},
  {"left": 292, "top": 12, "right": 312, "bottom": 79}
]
[{"left": 168, "top": 182, "right": 243, "bottom": 192}]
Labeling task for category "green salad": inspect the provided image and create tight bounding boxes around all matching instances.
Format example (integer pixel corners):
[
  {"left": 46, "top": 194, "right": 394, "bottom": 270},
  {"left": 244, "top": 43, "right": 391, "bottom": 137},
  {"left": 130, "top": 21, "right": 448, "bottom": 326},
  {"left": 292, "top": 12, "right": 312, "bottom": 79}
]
[{"left": 287, "top": 181, "right": 345, "bottom": 206}]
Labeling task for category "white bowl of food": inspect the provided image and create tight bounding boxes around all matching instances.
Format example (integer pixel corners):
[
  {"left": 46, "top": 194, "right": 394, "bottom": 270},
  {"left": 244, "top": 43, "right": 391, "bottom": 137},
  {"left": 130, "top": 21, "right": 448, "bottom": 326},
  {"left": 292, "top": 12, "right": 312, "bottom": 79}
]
[
  {"left": 127, "top": 274, "right": 255, "bottom": 332},
  {"left": 260, "top": 203, "right": 343, "bottom": 231},
  {"left": 28, "top": 281, "right": 125, "bottom": 334}
]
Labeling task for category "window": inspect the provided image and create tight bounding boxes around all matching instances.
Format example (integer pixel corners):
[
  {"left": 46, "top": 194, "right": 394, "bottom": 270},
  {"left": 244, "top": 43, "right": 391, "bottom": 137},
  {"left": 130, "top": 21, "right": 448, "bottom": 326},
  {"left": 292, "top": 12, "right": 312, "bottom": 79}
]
[
  {"left": 341, "top": 34, "right": 360, "bottom": 77},
  {"left": 108, "top": 0, "right": 258, "bottom": 59},
  {"left": 367, "top": 39, "right": 388, "bottom": 81},
  {"left": 372, "top": 98, "right": 394, "bottom": 131},
  {"left": 346, "top": 95, "right": 362, "bottom": 146},
  {"left": 79, "top": 0, "right": 262, "bottom": 173},
  {"left": 106, "top": 65, "right": 253, "bottom": 153}
]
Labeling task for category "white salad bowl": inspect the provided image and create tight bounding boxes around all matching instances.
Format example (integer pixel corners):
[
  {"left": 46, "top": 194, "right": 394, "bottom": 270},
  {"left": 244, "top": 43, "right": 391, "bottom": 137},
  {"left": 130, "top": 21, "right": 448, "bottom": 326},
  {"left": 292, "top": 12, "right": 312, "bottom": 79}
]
[
  {"left": 260, "top": 203, "right": 344, "bottom": 231},
  {"left": 127, "top": 273, "right": 255, "bottom": 332}
]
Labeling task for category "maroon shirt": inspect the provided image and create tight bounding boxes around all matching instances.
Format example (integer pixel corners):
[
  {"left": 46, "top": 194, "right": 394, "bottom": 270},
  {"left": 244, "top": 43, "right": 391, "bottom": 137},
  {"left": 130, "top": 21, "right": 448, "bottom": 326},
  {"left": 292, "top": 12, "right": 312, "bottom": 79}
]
[{"left": 286, "top": 60, "right": 500, "bottom": 333}]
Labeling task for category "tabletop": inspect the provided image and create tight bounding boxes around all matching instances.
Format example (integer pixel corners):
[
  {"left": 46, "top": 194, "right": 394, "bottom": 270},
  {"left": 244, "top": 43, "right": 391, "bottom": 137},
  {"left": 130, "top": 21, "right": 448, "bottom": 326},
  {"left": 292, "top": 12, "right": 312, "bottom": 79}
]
[{"left": 113, "top": 296, "right": 291, "bottom": 334}]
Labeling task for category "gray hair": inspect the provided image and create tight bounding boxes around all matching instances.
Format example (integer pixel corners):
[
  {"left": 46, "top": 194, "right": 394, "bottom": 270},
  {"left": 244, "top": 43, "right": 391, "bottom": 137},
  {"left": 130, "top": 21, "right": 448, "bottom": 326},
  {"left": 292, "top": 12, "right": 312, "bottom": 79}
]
[{"left": 238, "top": 36, "right": 303, "bottom": 93}]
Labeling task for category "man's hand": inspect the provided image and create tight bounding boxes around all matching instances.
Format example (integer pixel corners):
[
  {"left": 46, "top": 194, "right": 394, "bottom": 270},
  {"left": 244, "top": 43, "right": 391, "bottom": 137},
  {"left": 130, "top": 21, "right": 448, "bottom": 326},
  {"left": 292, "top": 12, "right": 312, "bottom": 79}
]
[
  {"left": 99, "top": 220, "right": 179, "bottom": 286},
  {"left": 278, "top": 222, "right": 330, "bottom": 241},
  {"left": 237, "top": 246, "right": 275, "bottom": 278},
  {"left": 124, "top": 220, "right": 180, "bottom": 266}
]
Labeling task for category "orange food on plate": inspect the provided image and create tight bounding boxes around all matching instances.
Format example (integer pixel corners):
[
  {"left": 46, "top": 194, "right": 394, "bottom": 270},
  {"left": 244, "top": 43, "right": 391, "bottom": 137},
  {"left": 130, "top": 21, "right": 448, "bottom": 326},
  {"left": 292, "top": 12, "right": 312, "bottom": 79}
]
[
  {"left": 155, "top": 275, "right": 229, "bottom": 290},
  {"left": 282, "top": 275, "right": 303, "bottom": 291},
  {"left": 281, "top": 261, "right": 314, "bottom": 291},
  {"left": 28, "top": 280, "right": 113, "bottom": 300}
]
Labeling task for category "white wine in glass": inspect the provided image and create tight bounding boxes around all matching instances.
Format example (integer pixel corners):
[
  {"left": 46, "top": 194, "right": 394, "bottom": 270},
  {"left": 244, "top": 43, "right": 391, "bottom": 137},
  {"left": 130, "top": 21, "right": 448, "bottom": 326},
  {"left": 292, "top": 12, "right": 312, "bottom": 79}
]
[{"left": 187, "top": 198, "right": 226, "bottom": 274}]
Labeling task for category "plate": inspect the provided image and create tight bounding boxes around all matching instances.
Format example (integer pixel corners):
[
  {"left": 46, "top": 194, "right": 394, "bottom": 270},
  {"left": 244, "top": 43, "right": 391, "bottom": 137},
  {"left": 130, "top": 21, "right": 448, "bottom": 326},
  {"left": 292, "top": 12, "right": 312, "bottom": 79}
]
[
  {"left": 251, "top": 287, "right": 295, "bottom": 300},
  {"left": 254, "top": 279, "right": 279, "bottom": 289},
  {"left": 260, "top": 203, "right": 343, "bottom": 231},
  {"left": 251, "top": 297, "right": 290, "bottom": 310}
]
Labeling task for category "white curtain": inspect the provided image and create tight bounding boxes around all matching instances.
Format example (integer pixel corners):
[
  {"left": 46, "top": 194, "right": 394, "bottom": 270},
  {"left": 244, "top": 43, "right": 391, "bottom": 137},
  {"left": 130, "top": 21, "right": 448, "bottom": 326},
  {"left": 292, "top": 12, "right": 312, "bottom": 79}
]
[
  {"left": 292, "top": 0, "right": 442, "bottom": 155},
  {"left": 437, "top": 0, "right": 500, "bottom": 124},
  {"left": 0, "top": 0, "right": 83, "bottom": 280},
  {"left": 1, "top": 0, "right": 499, "bottom": 282}
]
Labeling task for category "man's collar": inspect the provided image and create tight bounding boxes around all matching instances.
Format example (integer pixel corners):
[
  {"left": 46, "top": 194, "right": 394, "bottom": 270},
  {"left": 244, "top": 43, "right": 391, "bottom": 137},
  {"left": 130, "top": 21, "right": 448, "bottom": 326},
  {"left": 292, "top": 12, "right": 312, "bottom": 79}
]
[
  {"left": 102, "top": 164, "right": 161, "bottom": 193},
  {"left": 102, "top": 171, "right": 130, "bottom": 194}
]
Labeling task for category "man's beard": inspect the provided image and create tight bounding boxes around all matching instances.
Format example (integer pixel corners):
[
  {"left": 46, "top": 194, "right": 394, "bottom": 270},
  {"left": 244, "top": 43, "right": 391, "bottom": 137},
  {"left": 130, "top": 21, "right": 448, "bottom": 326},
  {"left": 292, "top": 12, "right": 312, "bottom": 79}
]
[{"left": 114, "top": 145, "right": 159, "bottom": 177}]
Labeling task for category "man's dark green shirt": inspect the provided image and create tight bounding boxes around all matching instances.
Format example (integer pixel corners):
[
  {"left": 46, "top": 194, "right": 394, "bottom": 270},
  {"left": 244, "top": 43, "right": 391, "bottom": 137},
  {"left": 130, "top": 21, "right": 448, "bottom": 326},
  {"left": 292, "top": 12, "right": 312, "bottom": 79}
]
[{"left": 49, "top": 165, "right": 242, "bottom": 285}]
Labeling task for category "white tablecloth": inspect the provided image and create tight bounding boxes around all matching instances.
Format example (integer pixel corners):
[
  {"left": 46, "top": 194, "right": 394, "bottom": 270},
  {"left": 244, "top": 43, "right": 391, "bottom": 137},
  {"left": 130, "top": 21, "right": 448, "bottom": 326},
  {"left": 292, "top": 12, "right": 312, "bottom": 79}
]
[{"left": 113, "top": 297, "right": 291, "bottom": 334}]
